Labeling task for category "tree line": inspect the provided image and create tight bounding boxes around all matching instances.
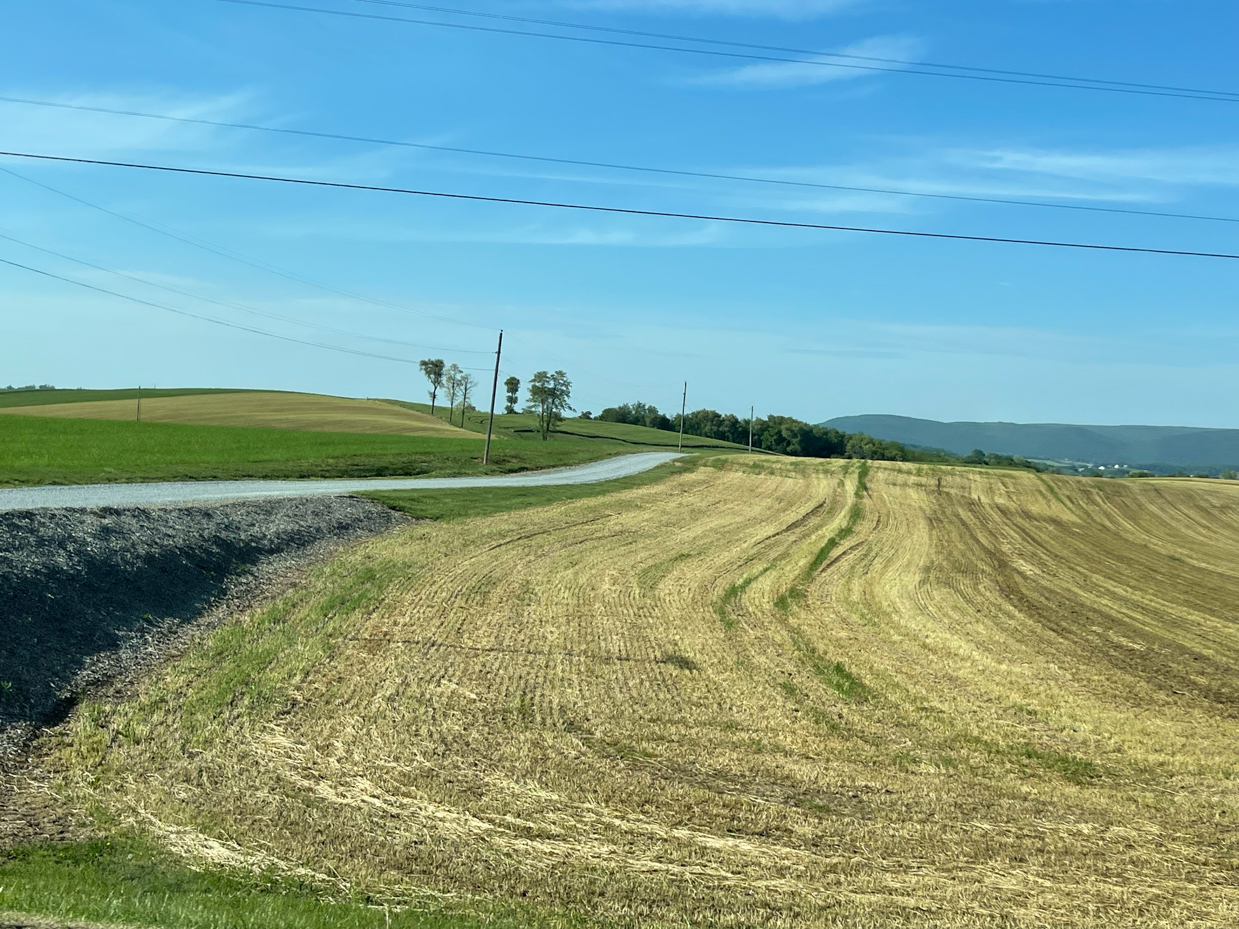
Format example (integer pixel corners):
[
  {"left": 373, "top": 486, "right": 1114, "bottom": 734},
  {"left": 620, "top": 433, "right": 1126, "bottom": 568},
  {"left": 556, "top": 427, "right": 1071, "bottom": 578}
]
[
  {"left": 590, "top": 401, "right": 1048, "bottom": 469},
  {"left": 416, "top": 365, "right": 1046, "bottom": 470}
]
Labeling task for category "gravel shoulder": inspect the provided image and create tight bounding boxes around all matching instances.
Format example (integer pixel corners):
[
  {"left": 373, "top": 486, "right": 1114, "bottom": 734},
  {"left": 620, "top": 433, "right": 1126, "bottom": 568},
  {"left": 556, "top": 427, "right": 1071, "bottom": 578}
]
[{"left": 0, "top": 495, "right": 405, "bottom": 846}]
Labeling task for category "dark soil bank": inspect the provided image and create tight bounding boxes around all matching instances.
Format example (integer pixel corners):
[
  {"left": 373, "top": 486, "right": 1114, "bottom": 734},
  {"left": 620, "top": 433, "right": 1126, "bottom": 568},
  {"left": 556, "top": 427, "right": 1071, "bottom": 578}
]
[{"left": 0, "top": 495, "right": 403, "bottom": 762}]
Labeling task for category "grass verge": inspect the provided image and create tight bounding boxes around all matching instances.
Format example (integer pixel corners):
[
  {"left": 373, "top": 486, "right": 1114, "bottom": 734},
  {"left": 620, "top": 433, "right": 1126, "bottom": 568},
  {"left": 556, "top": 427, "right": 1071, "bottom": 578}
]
[
  {"left": 0, "top": 837, "right": 581, "bottom": 929},
  {"left": 363, "top": 458, "right": 693, "bottom": 520}
]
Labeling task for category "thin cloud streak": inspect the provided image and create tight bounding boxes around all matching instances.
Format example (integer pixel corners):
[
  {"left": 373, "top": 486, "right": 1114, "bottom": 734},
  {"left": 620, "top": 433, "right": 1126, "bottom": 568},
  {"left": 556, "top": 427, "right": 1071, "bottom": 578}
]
[{"left": 695, "top": 35, "right": 926, "bottom": 88}]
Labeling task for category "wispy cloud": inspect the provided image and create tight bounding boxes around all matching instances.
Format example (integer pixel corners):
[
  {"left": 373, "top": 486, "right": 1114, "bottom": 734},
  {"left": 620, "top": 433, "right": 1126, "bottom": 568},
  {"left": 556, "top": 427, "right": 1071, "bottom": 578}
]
[
  {"left": 696, "top": 35, "right": 926, "bottom": 89},
  {"left": 563, "top": 0, "right": 865, "bottom": 19},
  {"left": 945, "top": 145, "right": 1239, "bottom": 187}
]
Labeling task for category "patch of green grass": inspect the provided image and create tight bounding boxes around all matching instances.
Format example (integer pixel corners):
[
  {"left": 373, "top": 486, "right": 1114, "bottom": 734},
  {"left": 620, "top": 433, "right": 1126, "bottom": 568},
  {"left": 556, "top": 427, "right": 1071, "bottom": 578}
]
[
  {"left": 1008, "top": 744, "right": 1102, "bottom": 784},
  {"left": 364, "top": 459, "right": 690, "bottom": 521},
  {"left": 787, "top": 626, "right": 872, "bottom": 702},
  {"left": 0, "top": 837, "right": 583, "bottom": 929},
  {"left": 0, "top": 416, "right": 642, "bottom": 487}
]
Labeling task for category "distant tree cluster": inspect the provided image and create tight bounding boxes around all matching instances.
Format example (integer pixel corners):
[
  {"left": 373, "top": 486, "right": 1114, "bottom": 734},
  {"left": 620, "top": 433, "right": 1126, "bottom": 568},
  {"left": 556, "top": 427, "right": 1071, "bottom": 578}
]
[
  {"left": 596, "top": 401, "right": 941, "bottom": 462},
  {"left": 961, "top": 449, "right": 1051, "bottom": 472},
  {"left": 418, "top": 359, "right": 477, "bottom": 426},
  {"left": 2, "top": 384, "right": 54, "bottom": 392}
]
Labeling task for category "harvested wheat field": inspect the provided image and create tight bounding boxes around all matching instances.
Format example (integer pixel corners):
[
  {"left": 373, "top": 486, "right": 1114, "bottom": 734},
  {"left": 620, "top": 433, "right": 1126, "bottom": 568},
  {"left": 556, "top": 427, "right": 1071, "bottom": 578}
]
[
  {"left": 0, "top": 391, "right": 474, "bottom": 437},
  {"left": 45, "top": 458, "right": 1239, "bottom": 927}
]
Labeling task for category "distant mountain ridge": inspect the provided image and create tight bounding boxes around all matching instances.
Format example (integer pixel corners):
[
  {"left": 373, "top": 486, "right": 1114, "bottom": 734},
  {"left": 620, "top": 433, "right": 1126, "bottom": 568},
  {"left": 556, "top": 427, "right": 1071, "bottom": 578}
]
[{"left": 822, "top": 415, "right": 1239, "bottom": 472}]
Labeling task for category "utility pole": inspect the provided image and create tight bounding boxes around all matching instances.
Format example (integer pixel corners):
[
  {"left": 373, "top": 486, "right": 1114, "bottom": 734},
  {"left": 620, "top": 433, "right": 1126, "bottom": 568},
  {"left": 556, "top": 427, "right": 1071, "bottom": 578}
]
[
  {"left": 483, "top": 330, "right": 503, "bottom": 465},
  {"left": 136, "top": 385, "right": 141, "bottom": 422},
  {"left": 678, "top": 381, "right": 687, "bottom": 452},
  {"left": 749, "top": 405, "right": 754, "bottom": 453}
]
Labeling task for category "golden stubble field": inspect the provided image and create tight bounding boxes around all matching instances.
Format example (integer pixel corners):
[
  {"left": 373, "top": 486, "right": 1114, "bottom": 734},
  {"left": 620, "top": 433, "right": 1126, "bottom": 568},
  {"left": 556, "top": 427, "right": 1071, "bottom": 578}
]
[{"left": 48, "top": 458, "right": 1239, "bottom": 927}]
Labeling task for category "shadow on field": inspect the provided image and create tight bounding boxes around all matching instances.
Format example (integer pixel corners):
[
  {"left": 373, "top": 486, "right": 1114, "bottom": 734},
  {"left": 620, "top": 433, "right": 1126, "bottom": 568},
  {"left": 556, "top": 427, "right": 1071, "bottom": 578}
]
[{"left": 0, "top": 496, "right": 402, "bottom": 760}]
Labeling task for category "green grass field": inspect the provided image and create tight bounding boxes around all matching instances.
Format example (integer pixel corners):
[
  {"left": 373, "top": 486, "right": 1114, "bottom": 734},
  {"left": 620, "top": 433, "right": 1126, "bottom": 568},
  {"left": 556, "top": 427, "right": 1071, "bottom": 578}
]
[
  {"left": 0, "top": 389, "right": 751, "bottom": 487},
  {"left": 0, "top": 416, "right": 639, "bottom": 487}
]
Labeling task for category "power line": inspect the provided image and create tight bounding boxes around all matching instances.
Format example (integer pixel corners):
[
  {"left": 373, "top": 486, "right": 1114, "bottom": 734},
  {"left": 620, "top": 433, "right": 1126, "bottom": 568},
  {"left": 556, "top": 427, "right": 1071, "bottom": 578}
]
[
  {"left": 345, "top": 0, "right": 1239, "bottom": 101},
  {"left": 0, "top": 229, "right": 488, "bottom": 354},
  {"left": 0, "top": 164, "right": 494, "bottom": 332},
  {"left": 213, "top": 0, "right": 1239, "bottom": 104},
  {"left": 3, "top": 95, "right": 1233, "bottom": 225},
  {"left": 0, "top": 165, "right": 661, "bottom": 390},
  {"left": 3, "top": 150, "right": 1236, "bottom": 260},
  {"left": 0, "top": 254, "right": 439, "bottom": 365}
]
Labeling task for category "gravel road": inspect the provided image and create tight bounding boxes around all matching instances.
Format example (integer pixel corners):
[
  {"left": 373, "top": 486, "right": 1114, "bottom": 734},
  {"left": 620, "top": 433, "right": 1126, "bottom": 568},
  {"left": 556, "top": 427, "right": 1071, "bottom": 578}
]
[{"left": 0, "top": 452, "right": 684, "bottom": 511}]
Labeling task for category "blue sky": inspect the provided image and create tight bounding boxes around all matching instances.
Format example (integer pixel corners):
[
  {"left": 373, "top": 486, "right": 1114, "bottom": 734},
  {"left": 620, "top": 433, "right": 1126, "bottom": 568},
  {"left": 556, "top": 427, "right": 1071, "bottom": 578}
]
[{"left": 2, "top": 0, "right": 1236, "bottom": 425}]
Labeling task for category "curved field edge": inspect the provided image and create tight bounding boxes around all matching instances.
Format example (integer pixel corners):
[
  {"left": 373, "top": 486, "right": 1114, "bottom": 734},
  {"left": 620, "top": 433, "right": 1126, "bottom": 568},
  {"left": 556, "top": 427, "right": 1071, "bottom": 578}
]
[{"left": 20, "top": 458, "right": 1239, "bottom": 927}]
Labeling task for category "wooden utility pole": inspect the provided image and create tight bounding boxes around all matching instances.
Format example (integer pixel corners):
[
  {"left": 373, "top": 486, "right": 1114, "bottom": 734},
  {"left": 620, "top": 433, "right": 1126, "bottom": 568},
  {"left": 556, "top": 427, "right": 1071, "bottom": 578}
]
[
  {"left": 484, "top": 330, "right": 503, "bottom": 465},
  {"left": 136, "top": 385, "right": 141, "bottom": 422},
  {"left": 749, "top": 405, "right": 754, "bottom": 453},
  {"left": 678, "top": 381, "right": 687, "bottom": 452}
]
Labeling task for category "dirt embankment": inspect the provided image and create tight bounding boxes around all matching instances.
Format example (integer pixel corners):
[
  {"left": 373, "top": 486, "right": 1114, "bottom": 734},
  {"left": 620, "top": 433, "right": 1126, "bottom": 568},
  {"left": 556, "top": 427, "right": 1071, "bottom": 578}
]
[{"left": 0, "top": 496, "right": 404, "bottom": 844}]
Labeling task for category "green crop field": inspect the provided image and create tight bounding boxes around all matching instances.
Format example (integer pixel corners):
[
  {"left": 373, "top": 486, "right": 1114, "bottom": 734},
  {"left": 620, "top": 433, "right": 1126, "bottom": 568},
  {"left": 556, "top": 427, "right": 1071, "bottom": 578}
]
[{"left": 0, "top": 415, "right": 637, "bottom": 487}]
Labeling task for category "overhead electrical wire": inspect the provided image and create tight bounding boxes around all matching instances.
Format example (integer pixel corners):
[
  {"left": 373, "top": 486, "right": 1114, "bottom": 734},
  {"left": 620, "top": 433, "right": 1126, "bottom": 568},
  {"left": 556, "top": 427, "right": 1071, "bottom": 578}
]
[
  {"left": 0, "top": 164, "right": 494, "bottom": 332},
  {"left": 0, "top": 253, "right": 450, "bottom": 365},
  {"left": 345, "top": 0, "right": 1239, "bottom": 101},
  {"left": 3, "top": 150, "right": 1235, "bottom": 260},
  {"left": 213, "top": 0, "right": 1239, "bottom": 104},
  {"left": 0, "top": 165, "right": 667, "bottom": 393},
  {"left": 2, "top": 95, "right": 1233, "bottom": 225},
  {"left": 0, "top": 229, "right": 487, "bottom": 355}
]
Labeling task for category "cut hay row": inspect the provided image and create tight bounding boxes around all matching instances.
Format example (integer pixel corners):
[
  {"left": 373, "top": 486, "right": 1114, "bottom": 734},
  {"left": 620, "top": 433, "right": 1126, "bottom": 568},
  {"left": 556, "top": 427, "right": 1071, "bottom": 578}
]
[
  {"left": 0, "top": 391, "right": 476, "bottom": 438},
  {"left": 46, "top": 459, "right": 1239, "bottom": 926}
]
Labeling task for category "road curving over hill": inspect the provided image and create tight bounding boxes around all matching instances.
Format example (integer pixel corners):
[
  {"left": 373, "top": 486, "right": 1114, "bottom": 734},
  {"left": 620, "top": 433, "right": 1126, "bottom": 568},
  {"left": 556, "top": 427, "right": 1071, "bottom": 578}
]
[{"left": 0, "top": 452, "right": 684, "bottom": 511}]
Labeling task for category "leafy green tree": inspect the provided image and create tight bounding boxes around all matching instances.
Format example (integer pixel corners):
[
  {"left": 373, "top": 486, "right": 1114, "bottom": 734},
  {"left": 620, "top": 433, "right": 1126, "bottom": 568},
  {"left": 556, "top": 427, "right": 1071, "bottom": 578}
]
[
  {"left": 503, "top": 376, "right": 521, "bottom": 414},
  {"left": 526, "top": 370, "right": 574, "bottom": 440},
  {"left": 419, "top": 358, "right": 445, "bottom": 414}
]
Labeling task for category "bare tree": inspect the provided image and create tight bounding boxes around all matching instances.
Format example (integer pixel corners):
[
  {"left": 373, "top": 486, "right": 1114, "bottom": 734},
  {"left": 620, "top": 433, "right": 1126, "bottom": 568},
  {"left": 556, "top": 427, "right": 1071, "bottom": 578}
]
[
  {"left": 442, "top": 363, "right": 463, "bottom": 425},
  {"left": 419, "top": 358, "right": 445, "bottom": 415},
  {"left": 457, "top": 372, "right": 478, "bottom": 427}
]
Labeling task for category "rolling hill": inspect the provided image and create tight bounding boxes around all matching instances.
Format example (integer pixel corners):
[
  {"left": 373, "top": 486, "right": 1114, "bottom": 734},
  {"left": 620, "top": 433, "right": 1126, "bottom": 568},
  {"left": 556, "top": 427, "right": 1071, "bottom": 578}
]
[
  {"left": 22, "top": 458, "right": 1239, "bottom": 927},
  {"left": 0, "top": 390, "right": 475, "bottom": 438},
  {"left": 825, "top": 413, "right": 1239, "bottom": 471}
]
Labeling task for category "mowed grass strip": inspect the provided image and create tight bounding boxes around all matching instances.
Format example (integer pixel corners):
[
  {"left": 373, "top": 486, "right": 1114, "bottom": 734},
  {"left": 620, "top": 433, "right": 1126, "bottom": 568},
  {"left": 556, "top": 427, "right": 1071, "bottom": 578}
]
[
  {"left": 364, "top": 458, "right": 694, "bottom": 521},
  {"left": 0, "top": 416, "right": 632, "bottom": 486},
  {"left": 0, "top": 837, "right": 586, "bottom": 929},
  {"left": 33, "top": 457, "right": 1239, "bottom": 926},
  {"left": 1, "top": 391, "right": 472, "bottom": 438}
]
